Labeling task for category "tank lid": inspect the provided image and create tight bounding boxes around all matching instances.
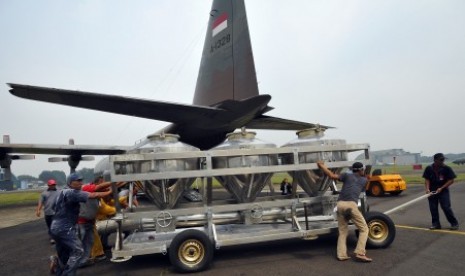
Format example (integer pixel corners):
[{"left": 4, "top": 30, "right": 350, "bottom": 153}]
[
  {"left": 296, "top": 127, "right": 326, "bottom": 139},
  {"left": 226, "top": 130, "right": 257, "bottom": 141},
  {"left": 146, "top": 133, "right": 180, "bottom": 141}
]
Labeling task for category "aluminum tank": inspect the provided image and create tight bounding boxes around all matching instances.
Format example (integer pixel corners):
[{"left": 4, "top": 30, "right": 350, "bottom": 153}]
[
  {"left": 281, "top": 128, "right": 347, "bottom": 196},
  {"left": 211, "top": 130, "right": 278, "bottom": 202},
  {"left": 127, "top": 133, "right": 200, "bottom": 209}
]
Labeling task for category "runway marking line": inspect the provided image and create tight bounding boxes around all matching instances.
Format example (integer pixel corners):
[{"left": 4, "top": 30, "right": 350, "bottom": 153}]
[{"left": 396, "top": 225, "right": 465, "bottom": 236}]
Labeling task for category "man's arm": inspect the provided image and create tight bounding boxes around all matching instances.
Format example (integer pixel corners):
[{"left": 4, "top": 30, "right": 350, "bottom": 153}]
[
  {"left": 422, "top": 166, "right": 431, "bottom": 194},
  {"left": 35, "top": 197, "right": 43, "bottom": 217},
  {"left": 94, "top": 181, "right": 112, "bottom": 192},
  {"left": 88, "top": 187, "right": 113, "bottom": 199},
  {"left": 425, "top": 179, "right": 431, "bottom": 194},
  {"left": 317, "top": 161, "right": 340, "bottom": 180},
  {"left": 437, "top": 179, "right": 454, "bottom": 193}
]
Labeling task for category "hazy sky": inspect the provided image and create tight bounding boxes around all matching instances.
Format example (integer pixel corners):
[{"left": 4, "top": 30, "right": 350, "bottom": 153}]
[{"left": 1, "top": 0, "right": 464, "bottom": 177}]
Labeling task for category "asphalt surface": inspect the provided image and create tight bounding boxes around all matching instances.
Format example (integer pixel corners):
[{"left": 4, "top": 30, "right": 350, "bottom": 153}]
[{"left": 1, "top": 183, "right": 465, "bottom": 275}]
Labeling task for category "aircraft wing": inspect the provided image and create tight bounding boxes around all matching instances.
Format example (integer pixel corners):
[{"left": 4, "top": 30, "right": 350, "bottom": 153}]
[
  {"left": 8, "top": 84, "right": 226, "bottom": 124},
  {"left": 0, "top": 143, "right": 128, "bottom": 155},
  {"left": 245, "top": 115, "right": 333, "bottom": 130}
]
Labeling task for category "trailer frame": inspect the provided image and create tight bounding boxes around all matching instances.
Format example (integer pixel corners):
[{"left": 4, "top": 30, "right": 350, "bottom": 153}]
[{"left": 104, "top": 143, "right": 393, "bottom": 272}]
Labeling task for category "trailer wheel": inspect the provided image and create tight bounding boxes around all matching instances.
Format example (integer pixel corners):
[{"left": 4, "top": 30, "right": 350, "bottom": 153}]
[
  {"left": 369, "top": 182, "right": 384, "bottom": 197},
  {"left": 169, "top": 229, "right": 213, "bottom": 273},
  {"left": 364, "top": 211, "right": 396, "bottom": 248}
]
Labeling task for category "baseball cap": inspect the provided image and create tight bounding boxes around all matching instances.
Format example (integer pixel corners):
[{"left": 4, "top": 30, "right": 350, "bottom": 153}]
[
  {"left": 352, "top": 162, "right": 365, "bottom": 172},
  {"left": 433, "top": 153, "right": 446, "bottom": 160},
  {"left": 67, "top": 172, "right": 83, "bottom": 185},
  {"left": 47, "top": 179, "right": 56, "bottom": 186}
]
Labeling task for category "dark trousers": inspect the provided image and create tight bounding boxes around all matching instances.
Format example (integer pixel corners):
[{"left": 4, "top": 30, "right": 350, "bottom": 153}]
[
  {"left": 428, "top": 188, "right": 458, "bottom": 227},
  {"left": 45, "top": 215, "right": 54, "bottom": 237},
  {"left": 78, "top": 222, "right": 94, "bottom": 265},
  {"left": 51, "top": 226, "right": 84, "bottom": 276}
]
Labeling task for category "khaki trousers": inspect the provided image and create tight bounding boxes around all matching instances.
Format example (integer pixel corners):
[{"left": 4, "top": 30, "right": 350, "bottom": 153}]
[{"left": 336, "top": 201, "right": 369, "bottom": 258}]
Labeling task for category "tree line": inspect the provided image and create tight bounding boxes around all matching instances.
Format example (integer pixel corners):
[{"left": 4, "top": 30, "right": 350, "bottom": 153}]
[{"left": 12, "top": 168, "right": 95, "bottom": 188}]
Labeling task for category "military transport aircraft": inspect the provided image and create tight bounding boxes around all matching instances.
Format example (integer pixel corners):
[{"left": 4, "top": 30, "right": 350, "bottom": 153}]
[
  {"left": 452, "top": 158, "right": 465, "bottom": 165},
  {"left": 1, "top": 0, "right": 330, "bottom": 180}
]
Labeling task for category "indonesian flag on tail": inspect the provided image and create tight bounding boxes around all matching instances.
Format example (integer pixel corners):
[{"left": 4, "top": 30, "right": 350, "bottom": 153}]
[{"left": 212, "top": 13, "right": 228, "bottom": 37}]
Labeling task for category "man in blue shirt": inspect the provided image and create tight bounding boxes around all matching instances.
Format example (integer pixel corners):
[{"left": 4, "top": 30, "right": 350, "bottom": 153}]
[
  {"left": 422, "top": 153, "right": 459, "bottom": 230},
  {"left": 50, "top": 173, "right": 112, "bottom": 276}
]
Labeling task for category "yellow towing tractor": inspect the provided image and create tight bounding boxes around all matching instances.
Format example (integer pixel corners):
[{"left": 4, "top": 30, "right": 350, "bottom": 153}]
[{"left": 365, "top": 167, "right": 407, "bottom": 197}]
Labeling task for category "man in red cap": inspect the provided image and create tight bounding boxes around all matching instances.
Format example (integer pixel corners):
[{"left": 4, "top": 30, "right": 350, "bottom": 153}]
[{"left": 36, "top": 179, "right": 60, "bottom": 244}]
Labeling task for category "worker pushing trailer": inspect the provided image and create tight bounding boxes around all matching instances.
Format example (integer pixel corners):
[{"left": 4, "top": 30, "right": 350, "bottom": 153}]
[{"left": 102, "top": 129, "right": 396, "bottom": 272}]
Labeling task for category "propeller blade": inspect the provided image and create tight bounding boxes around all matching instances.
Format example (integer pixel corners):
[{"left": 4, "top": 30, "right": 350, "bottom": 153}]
[
  {"left": 49, "top": 157, "right": 68, "bottom": 162},
  {"left": 81, "top": 156, "right": 95, "bottom": 161},
  {"left": 12, "top": 154, "right": 35, "bottom": 160},
  {"left": 48, "top": 156, "right": 95, "bottom": 162}
]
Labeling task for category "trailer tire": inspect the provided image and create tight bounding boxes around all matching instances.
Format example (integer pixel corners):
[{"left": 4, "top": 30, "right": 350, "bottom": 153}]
[
  {"left": 169, "top": 229, "right": 213, "bottom": 273},
  {"left": 368, "top": 182, "right": 384, "bottom": 197},
  {"left": 364, "top": 211, "right": 396, "bottom": 248}
]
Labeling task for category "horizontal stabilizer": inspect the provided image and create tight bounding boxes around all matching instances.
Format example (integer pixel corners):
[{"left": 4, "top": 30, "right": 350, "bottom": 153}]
[
  {"left": 245, "top": 115, "right": 332, "bottom": 130},
  {"left": 8, "top": 84, "right": 226, "bottom": 125}
]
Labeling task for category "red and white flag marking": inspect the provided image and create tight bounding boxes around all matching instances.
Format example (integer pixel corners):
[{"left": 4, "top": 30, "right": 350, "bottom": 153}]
[{"left": 212, "top": 13, "right": 228, "bottom": 37}]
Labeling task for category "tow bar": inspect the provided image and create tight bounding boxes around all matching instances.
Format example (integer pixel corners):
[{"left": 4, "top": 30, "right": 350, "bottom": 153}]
[{"left": 383, "top": 192, "right": 435, "bottom": 216}]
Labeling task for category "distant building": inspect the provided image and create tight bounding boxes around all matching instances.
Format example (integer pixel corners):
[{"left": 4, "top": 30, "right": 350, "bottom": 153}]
[
  {"left": 358, "top": 149, "right": 420, "bottom": 165},
  {"left": 20, "top": 180, "right": 28, "bottom": 190}
]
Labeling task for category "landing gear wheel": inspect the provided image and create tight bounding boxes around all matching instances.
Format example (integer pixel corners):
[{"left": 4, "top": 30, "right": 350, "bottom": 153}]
[
  {"left": 365, "top": 211, "right": 396, "bottom": 248},
  {"left": 169, "top": 229, "right": 213, "bottom": 273},
  {"left": 369, "top": 182, "right": 384, "bottom": 197}
]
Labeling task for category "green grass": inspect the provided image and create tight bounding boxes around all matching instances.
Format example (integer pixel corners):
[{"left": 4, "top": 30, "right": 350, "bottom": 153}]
[{"left": 0, "top": 191, "right": 41, "bottom": 207}]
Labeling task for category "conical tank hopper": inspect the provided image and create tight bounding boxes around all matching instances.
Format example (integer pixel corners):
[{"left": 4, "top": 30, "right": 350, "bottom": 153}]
[
  {"left": 128, "top": 133, "right": 200, "bottom": 209},
  {"left": 281, "top": 128, "right": 347, "bottom": 196},
  {"left": 211, "top": 130, "right": 278, "bottom": 203}
]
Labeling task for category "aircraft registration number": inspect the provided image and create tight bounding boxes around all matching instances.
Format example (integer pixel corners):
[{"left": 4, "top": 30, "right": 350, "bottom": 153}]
[{"left": 210, "top": 34, "right": 231, "bottom": 53}]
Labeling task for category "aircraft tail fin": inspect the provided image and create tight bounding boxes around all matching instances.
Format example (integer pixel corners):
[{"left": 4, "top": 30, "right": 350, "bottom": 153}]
[{"left": 193, "top": 0, "right": 258, "bottom": 106}]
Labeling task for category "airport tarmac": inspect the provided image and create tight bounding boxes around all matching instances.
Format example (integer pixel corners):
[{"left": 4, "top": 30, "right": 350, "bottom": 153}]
[{"left": 1, "top": 183, "right": 464, "bottom": 275}]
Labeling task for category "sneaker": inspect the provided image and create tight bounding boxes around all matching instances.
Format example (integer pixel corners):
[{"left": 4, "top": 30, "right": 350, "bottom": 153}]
[
  {"left": 50, "top": 239, "right": 55, "bottom": 245},
  {"left": 429, "top": 225, "right": 441, "bottom": 230},
  {"left": 450, "top": 225, "right": 459, "bottom": 230},
  {"left": 49, "top": 255, "right": 57, "bottom": 274},
  {"left": 94, "top": 254, "right": 107, "bottom": 262}
]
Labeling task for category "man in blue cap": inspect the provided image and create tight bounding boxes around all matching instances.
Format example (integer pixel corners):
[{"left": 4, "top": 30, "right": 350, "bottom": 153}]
[
  {"left": 423, "top": 153, "right": 459, "bottom": 230},
  {"left": 49, "top": 172, "right": 113, "bottom": 276}
]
